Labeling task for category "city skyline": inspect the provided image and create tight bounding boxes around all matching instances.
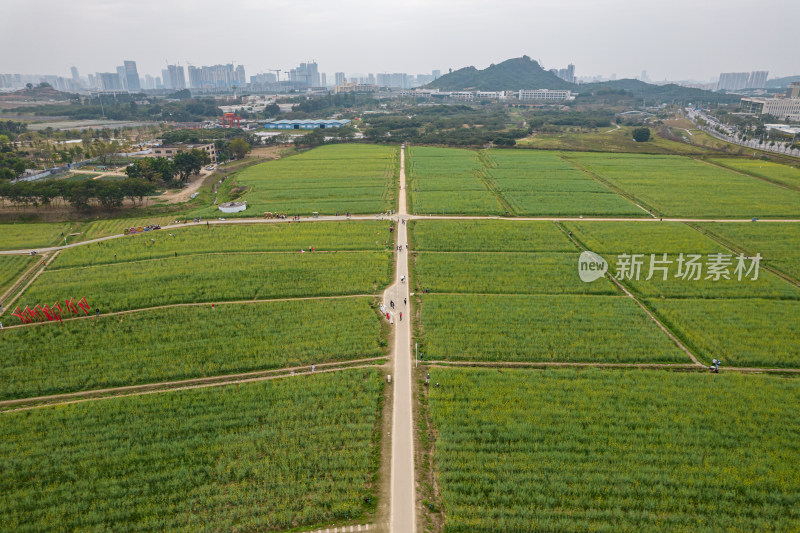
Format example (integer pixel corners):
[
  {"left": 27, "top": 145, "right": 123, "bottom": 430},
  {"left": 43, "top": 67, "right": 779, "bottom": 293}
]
[{"left": 1, "top": 0, "right": 797, "bottom": 83}]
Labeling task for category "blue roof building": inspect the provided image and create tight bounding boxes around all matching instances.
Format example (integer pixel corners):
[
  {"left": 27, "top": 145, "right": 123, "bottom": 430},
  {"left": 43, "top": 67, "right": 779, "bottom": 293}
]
[{"left": 264, "top": 119, "right": 351, "bottom": 130}]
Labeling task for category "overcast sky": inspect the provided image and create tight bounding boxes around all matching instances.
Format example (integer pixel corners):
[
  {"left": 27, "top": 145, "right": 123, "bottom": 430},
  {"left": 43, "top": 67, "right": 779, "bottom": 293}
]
[{"left": 2, "top": 0, "right": 797, "bottom": 82}]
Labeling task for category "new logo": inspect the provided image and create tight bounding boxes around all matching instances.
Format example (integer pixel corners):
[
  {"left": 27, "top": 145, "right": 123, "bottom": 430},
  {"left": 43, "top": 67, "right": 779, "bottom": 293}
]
[{"left": 578, "top": 251, "right": 608, "bottom": 283}]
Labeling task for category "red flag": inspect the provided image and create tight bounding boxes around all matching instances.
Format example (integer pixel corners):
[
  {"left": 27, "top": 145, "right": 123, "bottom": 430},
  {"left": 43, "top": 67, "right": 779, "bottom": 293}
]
[
  {"left": 77, "top": 297, "right": 91, "bottom": 315},
  {"left": 11, "top": 307, "right": 30, "bottom": 324},
  {"left": 65, "top": 299, "right": 79, "bottom": 315}
]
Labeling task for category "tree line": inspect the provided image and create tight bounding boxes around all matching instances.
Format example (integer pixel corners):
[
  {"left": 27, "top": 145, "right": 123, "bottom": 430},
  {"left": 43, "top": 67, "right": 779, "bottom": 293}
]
[{"left": 0, "top": 178, "right": 156, "bottom": 210}]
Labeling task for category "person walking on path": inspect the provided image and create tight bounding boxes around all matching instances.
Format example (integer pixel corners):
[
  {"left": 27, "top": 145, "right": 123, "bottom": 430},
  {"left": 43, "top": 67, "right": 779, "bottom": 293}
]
[
  {"left": 399, "top": 312, "right": 403, "bottom": 321},
  {"left": 404, "top": 298, "right": 407, "bottom": 306}
]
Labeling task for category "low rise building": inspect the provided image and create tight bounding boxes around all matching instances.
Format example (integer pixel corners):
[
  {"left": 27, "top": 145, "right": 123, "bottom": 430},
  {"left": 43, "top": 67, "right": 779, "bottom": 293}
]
[
  {"left": 740, "top": 97, "right": 800, "bottom": 121},
  {"left": 152, "top": 142, "right": 216, "bottom": 162},
  {"left": 263, "top": 119, "right": 351, "bottom": 130},
  {"left": 518, "top": 89, "right": 573, "bottom": 101},
  {"left": 334, "top": 82, "right": 378, "bottom": 94}
]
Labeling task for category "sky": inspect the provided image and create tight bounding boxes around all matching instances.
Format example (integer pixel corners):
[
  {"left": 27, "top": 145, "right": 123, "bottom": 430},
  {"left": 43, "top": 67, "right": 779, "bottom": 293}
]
[{"left": 2, "top": 0, "right": 798, "bottom": 82}]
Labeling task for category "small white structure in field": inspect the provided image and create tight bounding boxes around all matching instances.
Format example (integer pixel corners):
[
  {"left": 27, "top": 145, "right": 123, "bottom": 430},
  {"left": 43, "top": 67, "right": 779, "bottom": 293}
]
[{"left": 219, "top": 201, "right": 247, "bottom": 213}]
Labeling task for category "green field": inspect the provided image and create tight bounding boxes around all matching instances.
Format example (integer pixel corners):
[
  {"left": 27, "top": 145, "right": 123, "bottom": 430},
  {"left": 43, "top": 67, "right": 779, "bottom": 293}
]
[
  {"left": 483, "top": 150, "right": 643, "bottom": 216},
  {"left": 0, "top": 298, "right": 384, "bottom": 399},
  {"left": 0, "top": 222, "right": 81, "bottom": 250},
  {"left": 0, "top": 255, "right": 36, "bottom": 297},
  {"left": 695, "top": 222, "right": 800, "bottom": 282},
  {"left": 0, "top": 369, "right": 384, "bottom": 532},
  {"left": 647, "top": 298, "right": 800, "bottom": 368},
  {"left": 14, "top": 251, "right": 392, "bottom": 313},
  {"left": 427, "top": 367, "right": 800, "bottom": 533},
  {"left": 236, "top": 144, "right": 398, "bottom": 215},
  {"left": 51, "top": 221, "right": 393, "bottom": 269},
  {"left": 418, "top": 294, "right": 688, "bottom": 363},
  {"left": 565, "top": 153, "right": 800, "bottom": 217},
  {"left": 407, "top": 147, "right": 503, "bottom": 215},
  {"left": 517, "top": 125, "right": 720, "bottom": 155},
  {"left": 410, "top": 220, "right": 575, "bottom": 252},
  {"left": 709, "top": 158, "right": 800, "bottom": 189},
  {"left": 412, "top": 252, "right": 618, "bottom": 296}
]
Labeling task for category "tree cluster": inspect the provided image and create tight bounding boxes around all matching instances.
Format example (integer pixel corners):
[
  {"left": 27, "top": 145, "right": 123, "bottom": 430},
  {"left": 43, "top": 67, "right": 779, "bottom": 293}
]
[
  {"left": 0, "top": 178, "right": 156, "bottom": 210},
  {"left": 125, "top": 149, "right": 211, "bottom": 185}
]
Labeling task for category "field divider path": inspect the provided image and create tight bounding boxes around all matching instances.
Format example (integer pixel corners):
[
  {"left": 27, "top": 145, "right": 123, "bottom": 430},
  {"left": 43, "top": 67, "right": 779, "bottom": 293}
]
[
  {"left": 685, "top": 223, "right": 800, "bottom": 289},
  {"left": 1, "top": 294, "right": 376, "bottom": 331},
  {"left": 0, "top": 255, "right": 42, "bottom": 305},
  {"left": 556, "top": 223, "right": 703, "bottom": 366},
  {"left": 0, "top": 358, "right": 388, "bottom": 413},
  {"left": 423, "top": 360, "right": 800, "bottom": 373},
  {"left": 1, "top": 250, "right": 61, "bottom": 315}
]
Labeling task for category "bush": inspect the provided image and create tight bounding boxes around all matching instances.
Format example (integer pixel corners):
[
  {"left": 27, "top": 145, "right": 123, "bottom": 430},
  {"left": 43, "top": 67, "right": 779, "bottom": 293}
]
[{"left": 632, "top": 127, "right": 651, "bottom": 142}]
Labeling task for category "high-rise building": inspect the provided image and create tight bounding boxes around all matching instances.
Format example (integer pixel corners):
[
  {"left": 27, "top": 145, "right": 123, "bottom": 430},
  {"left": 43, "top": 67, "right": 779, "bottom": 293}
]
[
  {"left": 717, "top": 72, "right": 751, "bottom": 91},
  {"left": 123, "top": 60, "right": 141, "bottom": 91},
  {"left": 748, "top": 71, "right": 769, "bottom": 89},
  {"left": 167, "top": 65, "right": 186, "bottom": 90},
  {"left": 98, "top": 72, "right": 123, "bottom": 91},
  {"left": 235, "top": 65, "right": 246, "bottom": 86},
  {"left": 432, "top": 70, "right": 441, "bottom": 79},
  {"left": 87, "top": 73, "right": 96, "bottom": 88},
  {"left": 335, "top": 72, "right": 346, "bottom": 86},
  {"left": 70, "top": 66, "right": 80, "bottom": 82},
  {"left": 144, "top": 74, "right": 155, "bottom": 90},
  {"left": 188, "top": 66, "right": 201, "bottom": 89},
  {"left": 288, "top": 62, "right": 319, "bottom": 87},
  {"left": 321, "top": 73, "right": 327, "bottom": 87},
  {"left": 155, "top": 76, "right": 163, "bottom": 89},
  {"left": 161, "top": 69, "right": 171, "bottom": 90},
  {"left": 116, "top": 66, "right": 128, "bottom": 90}
]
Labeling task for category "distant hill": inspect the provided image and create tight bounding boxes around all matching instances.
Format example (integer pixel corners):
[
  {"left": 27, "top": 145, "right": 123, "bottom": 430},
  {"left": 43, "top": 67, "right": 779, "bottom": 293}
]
[
  {"left": 0, "top": 84, "right": 76, "bottom": 102},
  {"left": 766, "top": 75, "right": 800, "bottom": 89},
  {"left": 580, "top": 79, "right": 738, "bottom": 103},
  {"left": 427, "top": 56, "right": 573, "bottom": 91}
]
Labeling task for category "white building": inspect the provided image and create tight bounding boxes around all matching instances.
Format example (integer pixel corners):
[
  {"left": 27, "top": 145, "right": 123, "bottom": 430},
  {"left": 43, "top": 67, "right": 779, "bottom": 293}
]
[
  {"left": 518, "top": 89, "right": 573, "bottom": 101},
  {"left": 740, "top": 97, "right": 800, "bottom": 121}
]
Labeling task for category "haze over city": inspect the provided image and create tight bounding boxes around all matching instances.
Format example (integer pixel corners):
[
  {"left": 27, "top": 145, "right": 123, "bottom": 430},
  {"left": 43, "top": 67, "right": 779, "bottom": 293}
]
[{"left": 2, "top": 0, "right": 798, "bottom": 82}]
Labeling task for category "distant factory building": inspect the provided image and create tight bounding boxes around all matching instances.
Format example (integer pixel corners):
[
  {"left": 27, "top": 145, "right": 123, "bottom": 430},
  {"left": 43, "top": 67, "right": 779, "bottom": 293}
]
[
  {"left": 518, "top": 89, "right": 573, "bottom": 101},
  {"left": 264, "top": 119, "right": 351, "bottom": 130}
]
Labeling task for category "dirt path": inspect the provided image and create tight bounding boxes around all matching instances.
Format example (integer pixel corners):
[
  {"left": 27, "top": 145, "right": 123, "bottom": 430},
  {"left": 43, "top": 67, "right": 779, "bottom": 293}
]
[
  {"left": 387, "top": 146, "right": 416, "bottom": 533},
  {"left": 423, "top": 360, "right": 800, "bottom": 373},
  {"left": 1, "top": 359, "right": 387, "bottom": 413}
]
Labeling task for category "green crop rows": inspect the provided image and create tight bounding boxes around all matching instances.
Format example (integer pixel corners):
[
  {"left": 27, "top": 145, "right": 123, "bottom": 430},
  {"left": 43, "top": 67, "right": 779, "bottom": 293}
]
[
  {"left": 695, "top": 222, "right": 800, "bottom": 282},
  {"left": 0, "top": 369, "right": 384, "bottom": 532},
  {"left": 708, "top": 158, "right": 800, "bottom": 189},
  {"left": 482, "top": 150, "right": 643, "bottom": 216},
  {"left": 411, "top": 220, "right": 574, "bottom": 252},
  {"left": 236, "top": 144, "right": 398, "bottom": 215},
  {"left": 0, "top": 222, "right": 80, "bottom": 251},
  {"left": 564, "top": 221, "right": 800, "bottom": 366},
  {"left": 565, "top": 153, "right": 800, "bottom": 218},
  {"left": 427, "top": 367, "right": 800, "bottom": 532},
  {"left": 15, "top": 251, "right": 393, "bottom": 313},
  {"left": 0, "top": 255, "right": 36, "bottom": 297},
  {"left": 51, "top": 221, "right": 393, "bottom": 269},
  {"left": 407, "top": 147, "right": 503, "bottom": 215},
  {"left": 0, "top": 298, "right": 384, "bottom": 399},
  {"left": 418, "top": 294, "right": 688, "bottom": 363}
]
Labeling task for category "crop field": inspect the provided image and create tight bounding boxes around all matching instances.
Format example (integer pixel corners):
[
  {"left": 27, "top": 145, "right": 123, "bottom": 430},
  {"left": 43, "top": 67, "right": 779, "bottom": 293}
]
[
  {"left": 482, "top": 150, "right": 644, "bottom": 216},
  {"left": 411, "top": 220, "right": 574, "bottom": 252},
  {"left": 236, "top": 144, "right": 398, "bottom": 215},
  {"left": 406, "top": 147, "right": 503, "bottom": 215},
  {"left": 709, "top": 158, "right": 800, "bottom": 189},
  {"left": 426, "top": 367, "right": 800, "bottom": 533},
  {"left": 0, "top": 369, "right": 384, "bottom": 532},
  {"left": 418, "top": 294, "right": 688, "bottom": 363},
  {"left": 562, "top": 221, "right": 800, "bottom": 365},
  {"left": 695, "top": 222, "right": 800, "bottom": 282},
  {"left": 647, "top": 298, "right": 800, "bottom": 368},
  {"left": 564, "top": 153, "right": 800, "bottom": 217},
  {"left": 0, "top": 297, "right": 384, "bottom": 399},
  {"left": 516, "top": 125, "right": 718, "bottom": 155},
  {"left": 79, "top": 216, "right": 184, "bottom": 241},
  {"left": 0, "top": 222, "right": 81, "bottom": 250},
  {"left": 14, "top": 251, "right": 393, "bottom": 313},
  {"left": 51, "top": 221, "right": 393, "bottom": 268},
  {"left": 412, "top": 252, "right": 618, "bottom": 296},
  {"left": 0, "top": 255, "right": 36, "bottom": 297}
]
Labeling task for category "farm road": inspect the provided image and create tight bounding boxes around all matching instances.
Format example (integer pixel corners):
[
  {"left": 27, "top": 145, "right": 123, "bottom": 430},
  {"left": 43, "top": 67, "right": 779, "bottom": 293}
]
[{"left": 386, "top": 146, "right": 416, "bottom": 533}]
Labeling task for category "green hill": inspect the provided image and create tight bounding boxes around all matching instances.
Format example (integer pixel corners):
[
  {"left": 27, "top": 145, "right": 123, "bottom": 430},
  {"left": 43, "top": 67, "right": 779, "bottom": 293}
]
[
  {"left": 427, "top": 56, "right": 573, "bottom": 91},
  {"left": 766, "top": 75, "right": 800, "bottom": 89}
]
